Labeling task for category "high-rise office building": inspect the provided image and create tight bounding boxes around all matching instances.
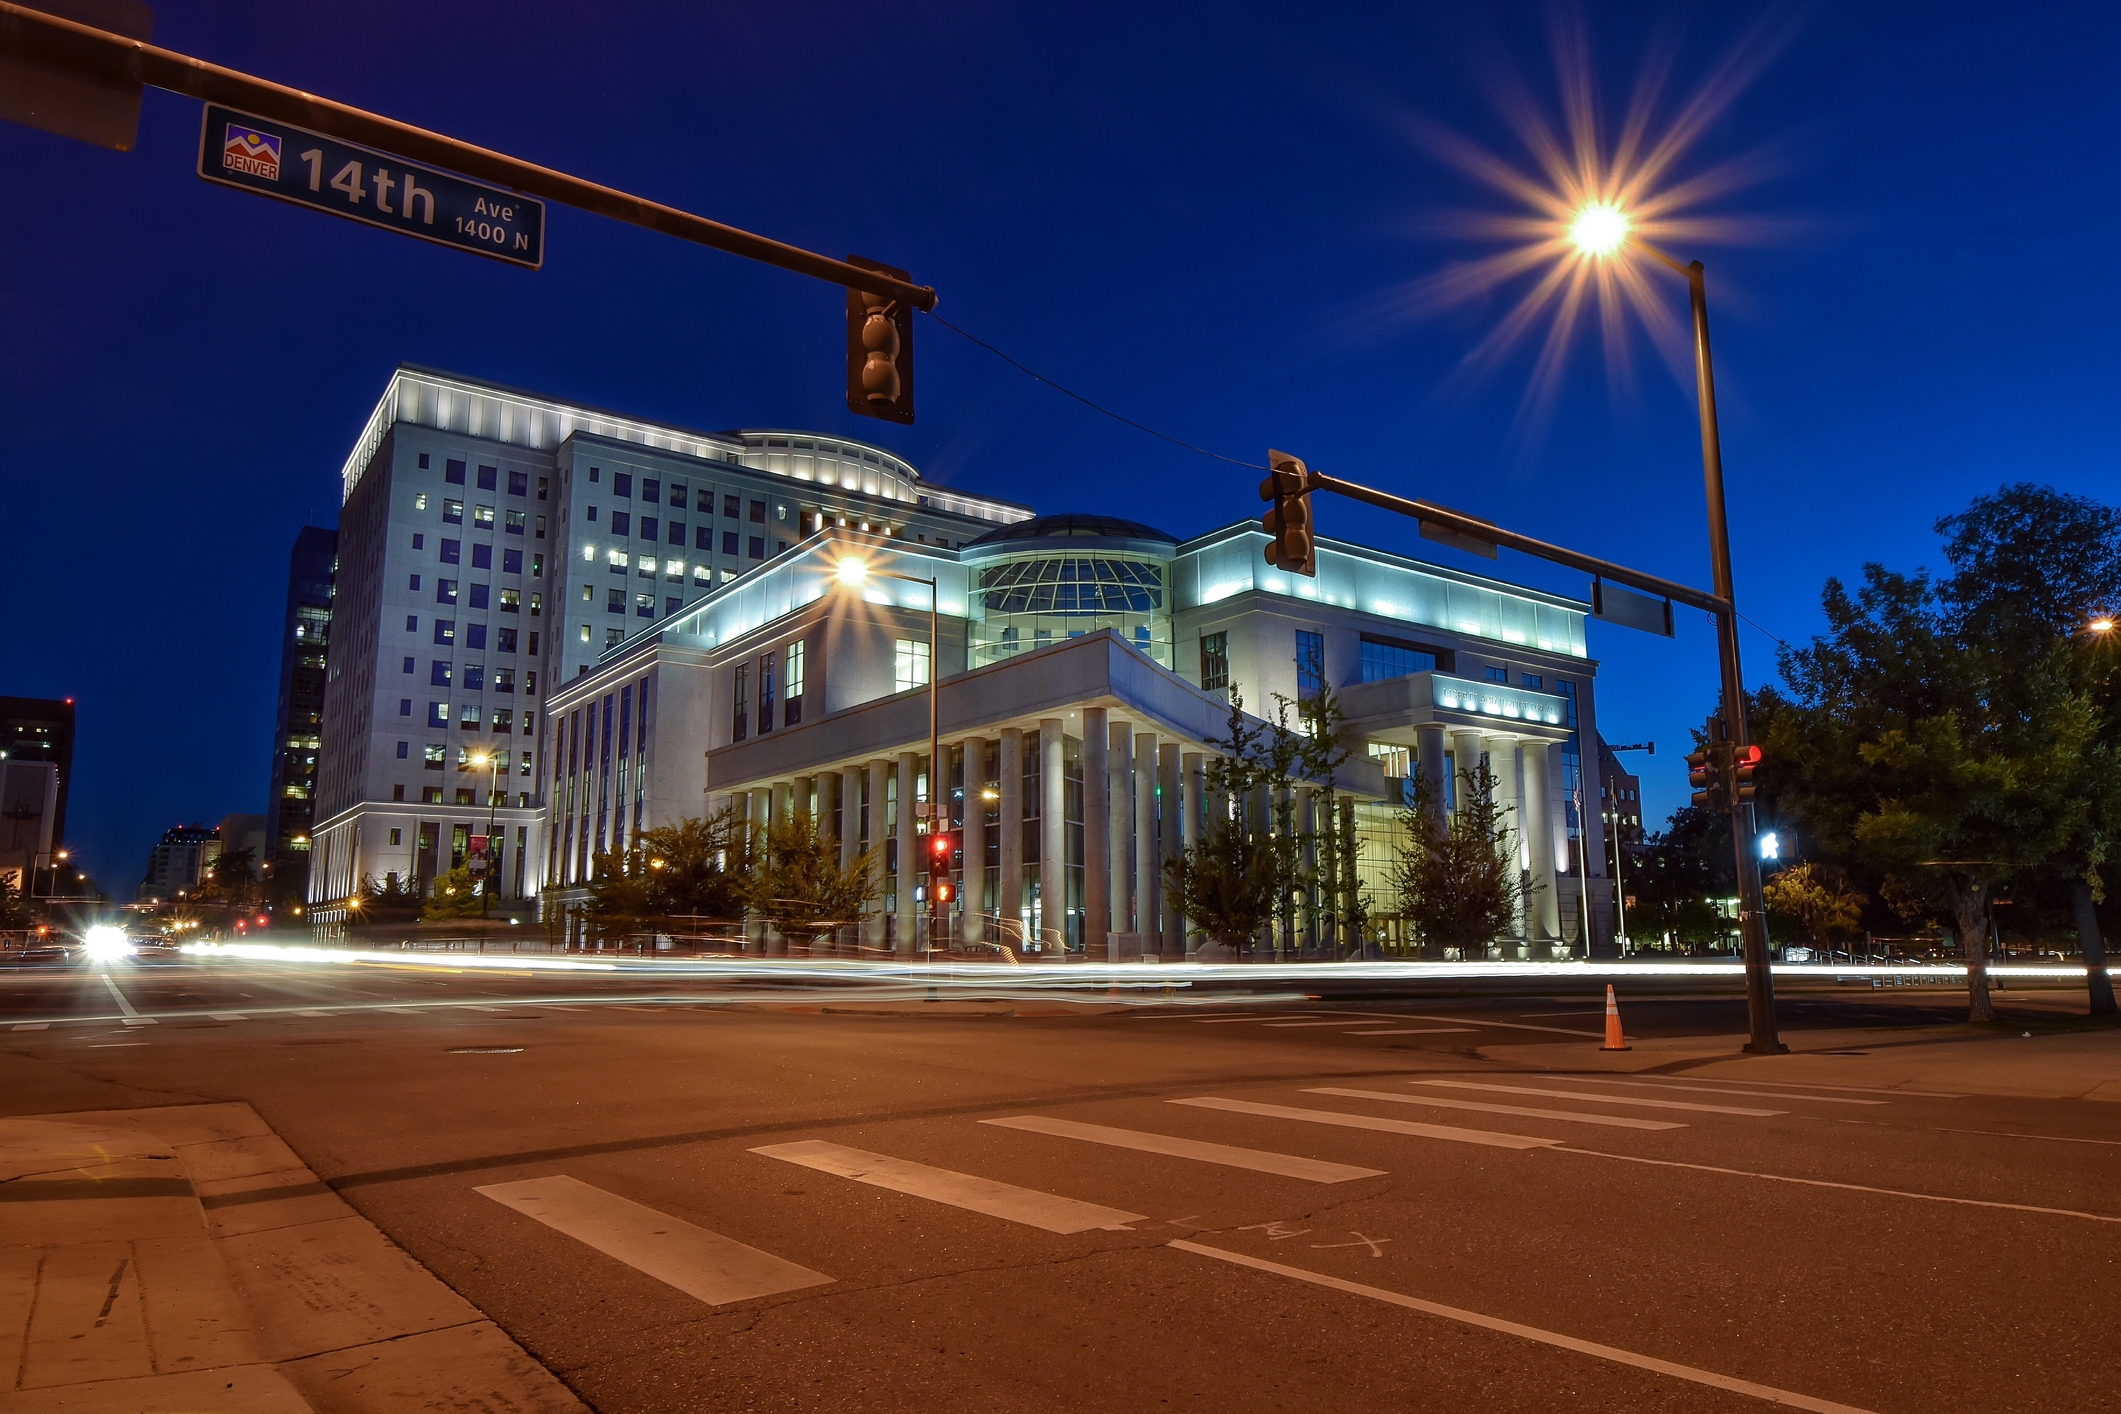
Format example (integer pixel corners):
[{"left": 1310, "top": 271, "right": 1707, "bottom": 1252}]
[
  {"left": 266, "top": 527, "right": 336, "bottom": 898},
  {"left": 307, "top": 366, "right": 1032, "bottom": 916},
  {"left": 0, "top": 696, "right": 75, "bottom": 850}
]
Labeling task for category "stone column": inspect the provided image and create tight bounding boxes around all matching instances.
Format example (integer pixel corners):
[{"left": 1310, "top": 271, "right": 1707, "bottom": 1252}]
[
  {"left": 998, "top": 728, "right": 1023, "bottom": 948},
  {"left": 1135, "top": 730, "right": 1160, "bottom": 963},
  {"left": 865, "top": 758, "right": 889, "bottom": 951},
  {"left": 1081, "top": 708, "right": 1110, "bottom": 961},
  {"left": 1180, "top": 751, "right": 1205, "bottom": 956},
  {"left": 896, "top": 751, "right": 920, "bottom": 954},
  {"left": 1522, "top": 741, "right": 1560, "bottom": 944},
  {"left": 1489, "top": 738, "right": 1525, "bottom": 952},
  {"left": 960, "top": 738, "right": 988, "bottom": 944},
  {"left": 792, "top": 775, "right": 814, "bottom": 827},
  {"left": 1449, "top": 730, "right": 1486, "bottom": 818},
  {"left": 1416, "top": 724, "right": 1448, "bottom": 838},
  {"left": 1038, "top": 718, "right": 1066, "bottom": 956},
  {"left": 1159, "top": 742, "right": 1183, "bottom": 958},
  {"left": 746, "top": 786, "right": 774, "bottom": 955},
  {"left": 1297, "top": 785, "right": 1318, "bottom": 957},
  {"left": 1107, "top": 721, "right": 1133, "bottom": 944}
]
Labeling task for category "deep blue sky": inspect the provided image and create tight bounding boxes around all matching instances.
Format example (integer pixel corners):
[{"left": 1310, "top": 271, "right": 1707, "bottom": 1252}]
[{"left": 3, "top": 2, "right": 2116, "bottom": 889}]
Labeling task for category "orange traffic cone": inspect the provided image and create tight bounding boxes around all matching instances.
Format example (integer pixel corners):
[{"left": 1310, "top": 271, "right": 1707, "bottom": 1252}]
[{"left": 1600, "top": 984, "right": 1631, "bottom": 1052}]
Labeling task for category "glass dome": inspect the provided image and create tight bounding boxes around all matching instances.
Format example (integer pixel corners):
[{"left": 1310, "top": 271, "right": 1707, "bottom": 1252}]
[{"left": 963, "top": 514, "right": 1178, "bottom": 668}]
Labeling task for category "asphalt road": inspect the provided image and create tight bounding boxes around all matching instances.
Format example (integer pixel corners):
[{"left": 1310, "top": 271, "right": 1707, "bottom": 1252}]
[{"left": 3, "top": 956, "right": 2116, "bottom": 1413}]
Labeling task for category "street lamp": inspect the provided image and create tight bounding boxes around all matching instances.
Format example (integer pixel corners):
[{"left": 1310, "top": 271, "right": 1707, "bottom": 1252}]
[
  {"left": 836, "top": 554, "right": 944, "bottom": 945},
  {"left": 1571, "top": 205, "right": 1786, "bottom": 1054},
  {"left": 459, "top": 749, "right": 504, "bottom": 917}
]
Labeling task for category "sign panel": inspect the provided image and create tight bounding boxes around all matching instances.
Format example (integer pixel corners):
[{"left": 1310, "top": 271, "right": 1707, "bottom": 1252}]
[
  {"left": 196, "top": 104, "right": 544, "bottom": 268},
  {"left": 1592, "top": 578, "right": 1676, "bottom": 638},
  {"left": 466, "top": 834, "right": 490, "bottom": 877}
]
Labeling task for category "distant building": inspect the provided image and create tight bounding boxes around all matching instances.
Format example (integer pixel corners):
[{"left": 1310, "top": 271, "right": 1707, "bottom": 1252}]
[
  {"left": 0, "top": 760, "right": 58, "bottom": 897},
  {"left": 0, "top": 696, "right": 74, "bottom": 850},
  {"left": 141, "top": 823, "right": 218, "bottom": 901},
  {"left": 266, "top": 527, "right": 336, "bottom": 892},
  {"left": 1597, "top": 735, "right": 1645, "bottom": 853}
]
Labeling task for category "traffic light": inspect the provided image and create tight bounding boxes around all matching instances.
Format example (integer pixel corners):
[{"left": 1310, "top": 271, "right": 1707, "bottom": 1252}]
[
  {"left": 846, "top": 255, "right": 914, "bottom": 424},
  {"left": 1686, "top": 714, "right": 1730, "bottom": 812},
  {"left": 1732, "top": 744, "right": 1763, "bottom": 804},
  {"left": 1259, "top": 449, "right": 1315, "bottom": 577},
  {"left": 926, "top": 830, "right": 960, "bottom": 869}
]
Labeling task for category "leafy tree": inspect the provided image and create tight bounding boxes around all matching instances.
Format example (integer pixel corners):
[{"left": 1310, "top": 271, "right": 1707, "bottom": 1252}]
[
  {"left": 0, "top": 874, "right": 28, "bottom": 931},
  {"left": 205, "top": 845, "right": 256, "bottom": 903},
  {"left": 1165, "top": 689, "right": 1305, "bottom": 958},
  {"left": 420, "top": 866, "right": 485, "bottom": 920},
  {"left": 1165, "top": 814, "right": 1284, "bottom": 956},
  {"left": 1390, "top": 762, "right": 1537, "bottom": 955},
  {"left": 585, "top": 810, "right": 747, "bottom": 934},
  {"left": 1935, "top": 483, "right": 2121, "bottom": 648},
  {"left": 1761, "top": 862, "right": 1867, "bottom": 942},
  {"left": 354, "top": 872, "right": 422, "bottom": 923},
  {"left": 743, "top": 815, "right": 879, "bottom": 951},
  {"left": 1291, "top": 676, "right": 1369, "bottom": 957}
]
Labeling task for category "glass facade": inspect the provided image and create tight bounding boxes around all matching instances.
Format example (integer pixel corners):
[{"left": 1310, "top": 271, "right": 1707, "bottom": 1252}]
[{"left": 969, "top": 553, "right": 1173, "bottom": 668}]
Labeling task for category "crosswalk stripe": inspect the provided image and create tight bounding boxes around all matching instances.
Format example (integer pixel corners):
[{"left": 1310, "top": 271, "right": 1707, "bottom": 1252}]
[
  {"left": 1263, "top": 1020, "right": 1385, "bottom": 1028},
  {"left": 1413, "top": 1080, "right": 1782, "bottom": 1117},
  {"left": 1306, "top": 1087, "right": 1685, "bottom": 1132},
  {"left": 477, "top": 1175, "right": 833, "bottom": 1305},
  {"left": 1344, "top": 1028, "right": 1475, "bottom": 1036},
  {"left": 210, "top": 1013, "right": 248, "bottom": 1022},
  {"left": 753, "top": 1140, "right": 1147, "bottom": 1233},
  {"left": 1170, "top": 1097, "right": 1557, "bottom": 1150},
  {"left": 295, "top": 1009, "right": 331, "bottom": 1018},
  {"left": 1193, "top": 1016, "right": 1274, "bottom": 1024},
  {"left": 982, "top": 1115, "right": 1384, "bottom": 1182},
  {"left": 1620, "top": 1075, "right": 1962, "bottom": 1100},
  {"left": 1543, "top": 1076, "right": 1887, "bottom": 1106},
  {"left": 1400, "top": 1014, "right": 1604, "bottom": 1038},
  {"left": 12, "top": 1022, "right": 47, "bottom": 1031}
]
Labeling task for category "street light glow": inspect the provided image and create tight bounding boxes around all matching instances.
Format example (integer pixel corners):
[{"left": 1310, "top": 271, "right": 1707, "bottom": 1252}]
[
  {"left": 1569, "top": 202, "right": 1629, "bottom": 257},
  {"left": 835, "top": 558, "right": 869, "bottom": 586},
  {"left": 2089, "top": 618, "right": 2114, "bottom": 633}
]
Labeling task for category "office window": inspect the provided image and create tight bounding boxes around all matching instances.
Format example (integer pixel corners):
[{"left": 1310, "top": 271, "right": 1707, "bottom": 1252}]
[
  {"left": 431, "top": 662, "right": 452, "bottom": 687},
  {"left": 530, "top": 553, "right": 543, "bottom": 577},
  {"left": 895, "top": 638, "right": 930, "bottom": 692},
  {"left": 642, "top": 478, "right": 661, "bottom": 503},
  {"left": 467, "top": 624, "right": 487, "bottom": 650},
  {"left": 588, "top": 466, "right": 600, "bottom": 482},
  {"left": 665, "top": 596, "right": 681, "bottom": 616},
  {"left": 474, "top": 504, "right": 494, "bottom": 529},
  {"left": 409, "top": 573, "right": 421, "bottom": 591},
  {"left": 428, "top": 702, "right": 448, "bottom": 727},
  {"left": 469, "top": 584, "right": 489, "bottom": 611},
  {"left": 477, "top": 465, "right": 497, "bottom": 491},
  {"left": 582, "top": 584, "right": 593, "bottom": 602},
  {"left": 758, "top": 651, "right": 776, "bottom": 733},
  {"left": 446, "top": 459, "right": 466, "bottom": 484},
  {"left": 433, "top": 619, "right": 455, "bottom": 644},
  {"left": 497, "top": 627, "right": 518, "bottom": 653},
  {"left": 400, "top": 699, "right": 412, "bottom": 717},
  {"left": 508, "top": 470, "right": 528, "bottom": 496},
  {"left": 403, "top": 656, "right": 415, "bottom": 674},
  {"left": 723, "top": 531, "right": 739, "bottom": 556},
  {"left": 528, "top": 593, "right": 541, "bottom": 617},
  {"left": 443, "top": 498, "right": 463, "bottom": 524},
  {"left": 472, "top": 544, "right": 492, "bottom": 570},
  {"left": 641, "top": 516, "right": 659, "bottom": 541},
  {"left": 463, "top": 665, "right": 485, "bottom": 692},
  {"left": 696, "top": 486, "right": 712, "bottom": 512},
  {"left": 412, "top": 533, "right": 424, "bottom": 550},
  {"left": 396, "top": 741, "right": 409, "bottom": 759},
  {"left": 1199, "top": 631, "right": 1230, "bottom": 690},
  {"left": 390, "top": 827, "right": 403, "bottom": 845},
  {"left": 664, "top": 557, "right": 683, "bottom": 582},
  {"left": 608, "top": 548, "right": 628, "bottom": 572},
  {"left": 731, "top": 664, "right": 749, "bottom": 741},
  {"left": 537, "top": 476, "right": 548, "bottom": 501},
  {"left": 635, "top": 592, "right": 654, "bottom": 617},
  {"left": 492, "top": 708, "right": 514, "bottom": 732},
  {"left": 502, "top": 548, "right": 522, "bottom": 574},
  {"left": 528, "top": 633, "right": 539, "bottom": 656},
  {"left": 417, "top": 454, "right": 430, "bottom": 469},
  {"left": 437, "top": 579, "right": 459, "bottom": 605},
  {"left": 392, "top": 784, "right": 406, "bottom": 802},
  {"left": 579, "top": 624, "right": 590, "bottom": 643},
  {"left": 1359, "top": 637, "right": 1438, "bottom": 683},
  {"left": 612, "top": 512, "right": 630, "bottom": 536},
  {"left": 668, "top": 481, "right": 686, "bottom": 507},
  {"left": 535, "top": 515, "right": 546, "bottom": 540},
  {"left": 414, "top": 492, "right": 428, "bottom": 510},
  {"left": 785, "top": 639, "right": 805, "bottom": 726},
  {"left": 607, "top": 587, "right": 624, "bottom": 612},
  {"left": 637, "top": 554, "right": 655, "bottom": 578},
  {"left": 748, "top": 536, "right": 765, "bottom": 559},
  {"left": 460, "top": 703, "right": 481, "bottom": 727},
  {"left": 494, "top": 667, "right": 515, "bottom": 693},
  {"left": 776, "top": 540, "right": 788, "bottom": 555},
  {"left": 406, "top": 614, "right": 418, "bottom": 632},
  {"left": 1296, "top": 631, "right": 1325, "bottom": 695},
  {"left": 614, "top": 472, "right": 633, "bottom": 498},
  {"left": 1522, "top": 673, "right": 1543, "bottom": 689},
  {"left": 424, "top": 746, "right": 446, "bottom": 771},
  {"left": 696, "top": 525, "right": 712, "bottom": 551},
  {"left": 606, "top": 627, "right": 624, "bottom": 647},
  {"left": 1484, "top": 666, "right": 1509, "bottom": 683},
  {"left": 499, "top": 588, "right": 520, "bottom": 613},
  {"left": 505, "top": 509, "right": 525, "bottom": 535},
  {"left": 422, "top": 786, "right": 443, "bottom": 803},
  {"left": 454, "top": 788, "right": 475, "bottom": 806},
  {"left": 669, "top": 521, "right": 685, "bottom": 545},
  {"left": 722, "top": 493, "right": 739, "bottom": 518},
  {"left": 440, "top": 539, "right": 461, "bottom": 564},
  {"left": 749, "top": 500, "right": 766, "bottom": 524},
  {"left": 693, "top": 564, "right": 711, "bottom": 586},
  {"left": 586, "top": 506, "right": 598, "bottom": 522}
]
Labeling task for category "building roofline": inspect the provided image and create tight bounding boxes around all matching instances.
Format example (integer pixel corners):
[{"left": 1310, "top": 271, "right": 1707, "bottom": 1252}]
[{"left": 1174, "top": 520, "right": 1592, "bottom": 614}]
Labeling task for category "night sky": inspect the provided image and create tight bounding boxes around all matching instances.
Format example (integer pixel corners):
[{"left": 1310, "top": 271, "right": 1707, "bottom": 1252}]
[{"left": 3, "top": 2, "right": 2116, "bottom": 890}]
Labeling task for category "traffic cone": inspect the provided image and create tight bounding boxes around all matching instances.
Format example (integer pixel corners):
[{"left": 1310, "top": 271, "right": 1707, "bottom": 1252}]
[{"left": 1600, "top": 984, "right": 1631, "bottom": 1052}]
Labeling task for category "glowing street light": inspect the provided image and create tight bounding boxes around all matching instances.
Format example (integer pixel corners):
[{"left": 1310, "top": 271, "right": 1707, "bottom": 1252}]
[
  {"left": 1568, "top": 201, "right": 1630, "bottom": 257},
  {"left": 2089, "top": 618, "right": 2114, "bottom": 634}
]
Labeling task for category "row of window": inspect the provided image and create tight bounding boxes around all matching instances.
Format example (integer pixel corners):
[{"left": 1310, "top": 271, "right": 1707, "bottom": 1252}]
[
  {"left": 731, "top": 639, "right": 810, "bottom": 741},
  {"left": 409, "top": 579, "right": 543, "bottom": 613},
  {"left": 397, "top": 699, "right": 538, "bottom": 735},
  {"left": 411, "top": 495, "right": 547, "bottom": 538},
  {"left": 416, "top": 621, "right": 539, "bottom": 654},
  {"left": 581, "top": 532, "right": 779, "bottom": 566},
  {"left": 1197, "top": 631, "right": 1550, "bottom": 694},
  {"left": 389, "top": 785, "right": 535, "bottom": 806},
  {"left": 412, "top": 539, "right": 544, "bottom": 574},
  {"left": 410, "top": 661, "right": 537, "bottom": 693},
  {"left": 583, "top": 467, "right": 758, "bottom": 518},
  {"left": 417, "top": 453, "right": 548, "bottom": 501}
]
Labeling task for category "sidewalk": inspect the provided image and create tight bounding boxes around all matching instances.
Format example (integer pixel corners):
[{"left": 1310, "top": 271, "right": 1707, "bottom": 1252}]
[{"left": 0, "top": 1103, "right": 583, "bottom": 1413}]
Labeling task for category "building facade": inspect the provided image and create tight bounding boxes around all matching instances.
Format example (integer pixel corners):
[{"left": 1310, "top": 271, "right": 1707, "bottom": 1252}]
[
  {"left": 140, "top": 823, "right": 217, "bottom": 902},
  {"left": 0, "top": 760, "right": 58, "bottom": 897},
  {"left": 307, "top": 367, "right": 1033, "bottom": 919},
  {"left": 266, "top": 527, "right": 336, "bottom": 893},
  {"left": 0, "top": 696, "right": 74, "bottom": 851}
]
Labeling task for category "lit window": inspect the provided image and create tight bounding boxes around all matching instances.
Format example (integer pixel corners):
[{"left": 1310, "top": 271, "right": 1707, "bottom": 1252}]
[
  {"left": 474, "top": 504, "right": 494, "bottom": 529},
  {"left": 428, "top": 702, "right": 448, "bottom": 728},
  {"left": 635, "top": 592, "right": 654, "bottom": 617},
  {"left": 414, "top": 493, "right": 428, "bottom": 511},
  {"left": 430, "top": 661, "right": 451, "bottom": 687},
  {"left": 608, "top": 548, "right": 627, "bottom": 569},
  {"left": 693, "top": 564, "right": 711, "bottom": 586},
  {"left": 422, "top": 786, "right": 443, "bottom": 803},
  {"left": 1199, "top": 631, "right": 1229, "bottom": 690},
  {"left": 637, "top": 554, "right": 655, "bottom": 578},
  {"left": 579, "top": 624, "right": 591, "bottom": 643},
  {"left": 424, "top": 744, "right": 446, "bottom": 770},
  {"left": 583, "top": 544, "right": 596, "bottom": 561},
  {"left": 665, "top": 558, "right": 683, "bottom": 582},
  {"left": 433, "top": 620, "right": 455, "bottom": 644},
  {"left": 500, "top": 588, "right": 520, "bottom": 613},
  {"left": 389, "top": 828, "right": 402, "bottom": 845},
  {"left": 494, "top": 666, "right": 515, "bottom": 692},
  {"left": 459, "top": 703, "right": 481, "bottom": 727},
  {"left": 505, "top": 509, "right": 526, "bottom": 535},
  {"left": 444, "top": 498, "right": 463, "bottom": 524},
  {"left": 894, "top": 638, "right": 930, "bottom": 693}
]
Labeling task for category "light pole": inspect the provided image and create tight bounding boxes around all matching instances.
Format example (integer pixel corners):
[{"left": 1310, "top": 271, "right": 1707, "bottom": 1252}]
[
  {"left": 460, "top": 749, "right": 503, "bottom": 917},
  {"left": 836, "top": 555, "right": 942, "bottom": 947},
  {"left": 1571, "top": 205, "right": 1786, "bottom": 1053}
]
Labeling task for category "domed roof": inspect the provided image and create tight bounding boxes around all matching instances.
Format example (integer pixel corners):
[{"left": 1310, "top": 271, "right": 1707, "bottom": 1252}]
[{"left": 963, "top": 512, "right": 1178, "bottom": 558}]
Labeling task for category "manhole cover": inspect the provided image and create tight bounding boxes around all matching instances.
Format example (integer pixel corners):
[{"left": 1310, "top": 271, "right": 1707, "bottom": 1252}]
[{"left": 447, "top": 1046, "right": 524, "bottom": 1054}]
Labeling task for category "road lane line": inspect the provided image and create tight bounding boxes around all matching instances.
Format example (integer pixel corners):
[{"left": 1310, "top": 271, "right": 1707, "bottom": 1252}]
[
  {"left": 12, "top": 1022, "right": 47, "bottom": 1031},
  {"left": 1263, "top": 1019, "right": 1402, "bottom": 1028},
  {"left": 1170, "top": 1240, "right": 1881, "bottom": 1413},
  {"left": 99, "top": 974, "right": 156, "bottom": 1026},
  {"left": 752, "top": 1140, "right": 1147, "bottom": 1233},
  {"left": 1345, "top": 1028, "right": 1476, "bottom": 1036},
  {"left": 476, "top": 1175, "right": 833, "bottom": 1304},
  {"left": 1307, "top": 1088, "right": 1685, "bottom": 1132},
  {"left": 1551, "top": 1146, "right": 2121, "bottom": 1225},
  {"left": 982, "top": 1116, "right": 1384, "bottom": 1182},
  {"left": 209, "top": 1013, "right": 248, "bottom": 1022},
  {"left": 1414, "top": 1080, "right": 1782, "bottom": 1117},
  {"left": 1170, "top": 1097, "right": 1557, "bottom": 1150},
  {"left": 1194, "top": 1016, "right": 1277, "bottom": 1024},
  {"left": 1645, "top": 1076, "right": 1962, "bottom": 1100},
  {"left": 1544, "top": 1076, "right": 1886, "bottom": 1106},
  {"left": 295, "top": 1010, "right": 331, "bottom": 1018},
  {"left": 1517, "top": 1011, "right": 1602, "bottom": 1017}
]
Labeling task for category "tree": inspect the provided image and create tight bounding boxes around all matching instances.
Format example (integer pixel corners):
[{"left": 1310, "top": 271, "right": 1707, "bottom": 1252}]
[
  {"left": 1291, "top": 675, "right": 1368, "bottom": 958},
  {"left": 1165, "top": 689, "right": 1304, "bottom": 958},
  {"left": 743, "top": 814, "right": 879, "bottom": 951},
  {"left": 1935, "top": 483, "right": 2121, "bottom": 648},
  {"left": 584, "top": 810, "right": 747, "bottom": 935},
  {"left": 205, "top": 845, "right": 255, "bottom": 903},
  {"left": 421, "top": 867, "right": 486, "bottom": 920},
  {"left": 1761, "top": 862, "right": 1867, "bottom": 942},
  {"left": 1390, "top": 762, "right": 1537, "bottom": 956},
  {"left": 0, "top": 874, "right": 28, "bottom": 931},
  {"left": 355, "top": 872, "right": 422, "bottom": 923}
]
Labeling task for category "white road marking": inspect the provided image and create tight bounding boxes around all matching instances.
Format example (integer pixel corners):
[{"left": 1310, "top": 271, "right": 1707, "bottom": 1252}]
[
  {"left": 1194, "top": 1016, "right": 1276, "bottom": 1024},
  {"left": 99, "top": 974, "right": 156, "bottom": 1026},
  {"left": 1400, "top": 1014, "right": 1605, "bottom": 1038},
  {"left": 12, "top": 1022, "right": 47, "bottom": 1031},
  {"left": 209, "top": 1013, "right": 248, "bottom": 1022},
  {"left": 982, "top": 1115, "right": 1384, "bottom": 1182},
  {"left": 1263, "top": 1019, "right": 1397, "bottom": 1028},
  {"left": 1171, "top": 1097, "right": 1557, "bottom": 1150},
  {"left": 295, "top": 1009, "right": 331, "bottom": 1018},
  {"left": 1344, "top": 1028, "right": 1476, "bottom": 1036},
  {"left": 378, "top": 1007, "right": 420, "bottom": 1014},
  {"left": 1553, "top": 1146, "right": 2121, "bottom": 1225},
  {"left": 1517, "top": 1011, "right": 1602, "bottom": 1018},
  {"left": 1544, "top": 1076, "right": 1886, "bottom": 1106},
  {"left": 752, "top": 1140, "right": 1147, "bottom": 1233},
  {"left": 477, "top": 1175, "right": 833, "bottom": 1304},
  {"left": 1414, "top": 1080, "right": 1782, "bottom": 1117},
  {"left": 1645, "top": 1076, "right": 1963, "bottom": 1100},
  {"left": 1308, "top": 1087, "right": 1685, "bottom": 1132},
  {"left": 1171, "top": 1240, "right": 1881, "bottom": 1414}
]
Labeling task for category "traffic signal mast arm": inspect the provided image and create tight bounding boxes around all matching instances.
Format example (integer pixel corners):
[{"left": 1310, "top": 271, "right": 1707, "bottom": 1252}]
[{"left": 0, "top": 1, "right": 937, "bottom": 311}]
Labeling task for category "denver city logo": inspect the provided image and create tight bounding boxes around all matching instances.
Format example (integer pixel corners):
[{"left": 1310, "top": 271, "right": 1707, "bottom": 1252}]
[{"left": 222, "top": 125, "right": 282, "bottom": 181}]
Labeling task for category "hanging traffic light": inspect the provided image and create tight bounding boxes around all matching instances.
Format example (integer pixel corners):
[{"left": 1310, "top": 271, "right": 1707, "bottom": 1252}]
[
  {"left": 1732, "top": 744, "right": 1763, "bottom": 804},
  {"left": 1259, "top": 449, "right": 1316, "bottom": 578},
  {"left": 1686, "top": 714, "right": 1730, "bottom": 812},
  {"left": 846, "top": 255, "right": 915, "bottom": 424}
]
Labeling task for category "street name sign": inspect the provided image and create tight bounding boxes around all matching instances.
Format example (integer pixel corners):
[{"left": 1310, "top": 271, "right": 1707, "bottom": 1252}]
[{"left": 196, "top": 103, "right": 544, "bottom": 268}]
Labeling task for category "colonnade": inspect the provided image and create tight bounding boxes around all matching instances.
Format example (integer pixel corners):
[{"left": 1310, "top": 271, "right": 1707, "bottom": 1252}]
[{"left": 1413, "top": 723, "right": 1563, "bottom": 944}]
